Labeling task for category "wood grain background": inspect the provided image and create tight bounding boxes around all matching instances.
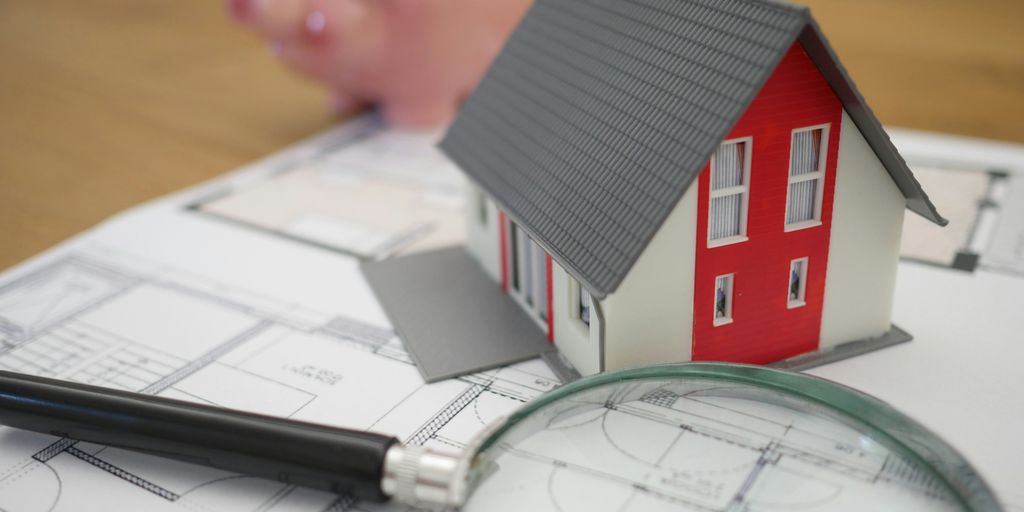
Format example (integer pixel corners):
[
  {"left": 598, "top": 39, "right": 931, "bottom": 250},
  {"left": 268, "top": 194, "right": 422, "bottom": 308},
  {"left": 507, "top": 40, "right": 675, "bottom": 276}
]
[{"left": 2, "top": 0, "right": 1022, "bottom": 270}]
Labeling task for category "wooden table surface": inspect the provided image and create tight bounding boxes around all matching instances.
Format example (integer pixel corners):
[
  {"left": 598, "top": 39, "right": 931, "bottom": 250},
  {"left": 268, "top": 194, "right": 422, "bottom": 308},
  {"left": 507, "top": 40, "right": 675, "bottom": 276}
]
[{"left": 2, "top": 0, "right": 1023, "bottom": 271}]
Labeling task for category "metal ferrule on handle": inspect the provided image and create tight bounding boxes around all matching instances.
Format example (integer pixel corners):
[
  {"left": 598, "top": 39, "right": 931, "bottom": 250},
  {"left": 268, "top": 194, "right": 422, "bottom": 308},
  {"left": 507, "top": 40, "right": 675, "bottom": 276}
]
[{"left": 382, "top": 444, "right": 470, "bottom": 508}]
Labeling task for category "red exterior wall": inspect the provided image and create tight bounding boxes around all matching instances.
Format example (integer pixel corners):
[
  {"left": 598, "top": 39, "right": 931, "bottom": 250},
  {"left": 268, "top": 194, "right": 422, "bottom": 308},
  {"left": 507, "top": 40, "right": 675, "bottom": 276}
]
[{"left": 692, "top": 42, "right": 843, "bottom": 363}]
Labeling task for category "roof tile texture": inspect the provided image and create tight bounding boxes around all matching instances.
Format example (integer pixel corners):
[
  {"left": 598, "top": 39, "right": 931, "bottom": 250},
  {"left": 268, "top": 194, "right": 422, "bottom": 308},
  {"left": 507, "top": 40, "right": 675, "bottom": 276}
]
[{"left": 442, "top": 0, "right": 808, "bottom": 296}]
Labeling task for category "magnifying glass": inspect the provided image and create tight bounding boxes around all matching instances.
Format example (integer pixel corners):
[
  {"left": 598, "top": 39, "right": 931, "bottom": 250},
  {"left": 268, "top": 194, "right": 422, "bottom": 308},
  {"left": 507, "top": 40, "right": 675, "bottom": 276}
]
[
  {"left": 0, "top": 363, "right": 1002, "bottom": 511},
  {"left": 453, "top": 363, "right": 1001, "bottom": 511}
]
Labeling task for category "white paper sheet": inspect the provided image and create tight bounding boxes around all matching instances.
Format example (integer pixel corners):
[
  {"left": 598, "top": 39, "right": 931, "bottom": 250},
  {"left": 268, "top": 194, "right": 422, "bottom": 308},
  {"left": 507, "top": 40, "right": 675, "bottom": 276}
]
[
  {"left": 0, "top": 116, "right": 1021, "bottom": 511},
  {"left": 0, "top": 119, "right": 556, "bottom": 512}
]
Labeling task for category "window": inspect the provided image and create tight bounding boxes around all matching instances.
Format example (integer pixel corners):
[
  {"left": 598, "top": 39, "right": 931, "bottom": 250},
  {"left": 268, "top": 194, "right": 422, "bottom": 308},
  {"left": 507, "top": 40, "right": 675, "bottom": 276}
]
[
  {"left": 709, "top": 139, "right": 751, "bottom": 245},
  {"left": 509, "top": 223, "right": 520, "bottom": 292},
  {"left": 534, "top": 241, "right": 548, "bottom": 320},
  {"left": 475, "top": 190, "right": 488, "bottom": 226},
  {"left": 517, "top": 228, "right": 534, "bottom": 306},
  {"left": 788, "top": 258, "right": 808, "bottom": 308},
  {"left": 507, "top": 219, "right": 551, "bottom": 325},
  {"left": 713, "top": 274, "right": 734, "bottom": 326},
  {"left": 569, "top": 277, "right": 591, "bottom": 328},
  {"left": 786, "top": 126, "right": 828, "bottom": 228}
]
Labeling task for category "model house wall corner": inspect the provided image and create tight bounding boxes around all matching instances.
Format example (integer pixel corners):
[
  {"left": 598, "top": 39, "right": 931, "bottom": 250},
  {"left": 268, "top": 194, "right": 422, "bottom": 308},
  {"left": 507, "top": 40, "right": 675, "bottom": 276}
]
[
  {"left": 436, "top": 0, "right": 948, "bottom": 380},
  {"left": 551, "top": 260, "right": 602, "bottom": 375},
  {"left": 819, "top": 111, "right": 905, "bottom": 348},
  {"left": 601, "top": 186, "right": 698, "bottom": 371},
  {"left": 464, "top": 181, "right": 502, "bottom": 283}
]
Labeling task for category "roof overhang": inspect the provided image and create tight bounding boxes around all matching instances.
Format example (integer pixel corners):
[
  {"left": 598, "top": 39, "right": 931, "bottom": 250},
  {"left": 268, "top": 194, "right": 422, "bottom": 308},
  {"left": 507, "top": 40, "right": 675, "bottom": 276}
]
[{"left": 797, "top": 19, "right": 948, "bottom": 226}]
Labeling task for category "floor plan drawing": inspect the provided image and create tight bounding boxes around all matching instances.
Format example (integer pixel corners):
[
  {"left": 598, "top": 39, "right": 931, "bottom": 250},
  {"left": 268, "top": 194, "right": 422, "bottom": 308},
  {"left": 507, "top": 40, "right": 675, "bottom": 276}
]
[
  {"left": 0, "top": 247, "right": 558, "bottom": 512},
  {"left": 898, "top": 165, "right": 1012, "bottom": 274},
  {"left": 197, "top": 122, "right": 466, "bottom": 260},
  {"left": 466, "top": 383, "right": 962, "bottom": 511},
  {"left": 0, "top": 118, "right": 1020, "bottom": 511},
  {"left": 192, "top": 114, "right": 1024, "bottom": 280}
]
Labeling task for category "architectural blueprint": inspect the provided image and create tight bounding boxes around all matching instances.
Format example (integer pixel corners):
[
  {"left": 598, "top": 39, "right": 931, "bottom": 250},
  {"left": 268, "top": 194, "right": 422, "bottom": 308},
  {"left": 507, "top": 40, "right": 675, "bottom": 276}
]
[
  {"left": 893, "top": 129, "right": 1024, "bottom": 277},
  {"left": 0, "top": 245, "right": 557, "bottom": 512},
  {"left": 195, "top": 116, "right": 1023, "bottom": 278},
  {"left": 197, "top": 121, "right": 465, "bottom": 260},
  {"left": 0, "top": 117, "right": 1020, "bottom": 510},
  {"left": 466, "top": 383, "right": 961, "bottom": 511}
]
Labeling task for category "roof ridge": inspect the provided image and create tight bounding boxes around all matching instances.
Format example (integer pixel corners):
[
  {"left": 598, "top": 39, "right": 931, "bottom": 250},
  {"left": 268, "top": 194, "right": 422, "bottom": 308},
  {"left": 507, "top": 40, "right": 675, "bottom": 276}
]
[
  {"left": 620, "top": 0, "right": 805, "bottom": 41},
  {"left": 748, "top": 0, "right": 811, "bottom": 16},
  {"left": 441, "top": 0, "right": 940, "bottom": 298}
]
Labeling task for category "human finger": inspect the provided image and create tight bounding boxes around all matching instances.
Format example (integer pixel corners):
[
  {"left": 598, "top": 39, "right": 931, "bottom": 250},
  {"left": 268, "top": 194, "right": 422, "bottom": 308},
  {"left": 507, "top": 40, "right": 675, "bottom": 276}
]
[
  {"left": 329, "top": 89, "right": 368, "bottom": 116},
  {"left": 269, "top": 1, "right": 384, "bottom": 85},
  {"left": 381, "top": 97, "right": 459, "bottom": 128},
  {"left": 229, "top": 0, "right": 312, "bottom": 41}
]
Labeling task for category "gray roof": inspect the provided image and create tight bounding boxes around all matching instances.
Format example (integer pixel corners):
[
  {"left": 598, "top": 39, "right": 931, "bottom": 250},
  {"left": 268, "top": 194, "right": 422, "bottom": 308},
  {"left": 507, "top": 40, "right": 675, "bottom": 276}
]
[{"left": 440, "top": 0, "right": 946, "bottom": 299}]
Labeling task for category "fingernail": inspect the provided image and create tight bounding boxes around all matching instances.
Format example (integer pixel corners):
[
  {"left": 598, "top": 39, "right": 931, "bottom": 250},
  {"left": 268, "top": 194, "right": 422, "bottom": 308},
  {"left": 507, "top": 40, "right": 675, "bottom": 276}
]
[
  {"left": 305, "top": 10, "right": 327, "bottom": 36},
  {"left": 305, "top": 1, "right": 365, "bottom": 42}
]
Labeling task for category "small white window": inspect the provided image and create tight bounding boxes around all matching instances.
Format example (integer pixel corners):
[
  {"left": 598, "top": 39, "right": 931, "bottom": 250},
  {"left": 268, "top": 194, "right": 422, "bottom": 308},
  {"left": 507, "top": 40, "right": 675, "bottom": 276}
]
[
  {"left": 475, "top": 190, "right": 488, "bottom": 226},
  {"left": 713, "top": 274, "right": 734, "bottom": 326},
  {"left": 570, "top": 277, "right": 591, "bottom": 328},
  {"left": 708, "top": 139, "right": 751, "bottom": 246},
  {"left": 786, "top": 126, "right": 828, "bottom": 229},
  {"left": 579, "top": 286, "right": 591, "bottom": 327},
  {"left": 788, "top": 258, "right": 808, "bottom": 308}
]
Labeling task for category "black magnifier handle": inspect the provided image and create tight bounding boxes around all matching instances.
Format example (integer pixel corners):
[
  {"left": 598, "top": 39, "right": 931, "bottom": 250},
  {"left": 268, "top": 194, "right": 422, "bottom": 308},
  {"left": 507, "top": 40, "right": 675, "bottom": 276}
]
[{"left": 0, "top": 370, "right": 465, "bottom": 506}]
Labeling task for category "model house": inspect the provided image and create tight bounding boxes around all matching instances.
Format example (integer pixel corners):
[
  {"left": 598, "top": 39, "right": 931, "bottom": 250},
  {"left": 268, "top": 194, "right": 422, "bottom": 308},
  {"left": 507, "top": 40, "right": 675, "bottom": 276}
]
[{"left": 439, "top": 0, "right": 945, "bottom": 375}]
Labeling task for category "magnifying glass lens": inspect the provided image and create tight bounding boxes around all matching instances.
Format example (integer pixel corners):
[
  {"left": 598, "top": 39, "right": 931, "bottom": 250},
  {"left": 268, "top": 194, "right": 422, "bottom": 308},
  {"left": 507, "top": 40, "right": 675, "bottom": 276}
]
[{"left": 462, "top": 364, "right": 988, "bottom": 511}]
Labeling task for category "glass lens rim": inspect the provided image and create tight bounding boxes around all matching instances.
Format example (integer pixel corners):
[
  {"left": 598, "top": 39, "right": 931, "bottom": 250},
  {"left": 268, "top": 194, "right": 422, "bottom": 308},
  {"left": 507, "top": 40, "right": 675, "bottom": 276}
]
[{"left": 477, "top": 362, "right": 1000, "bottom": 511}]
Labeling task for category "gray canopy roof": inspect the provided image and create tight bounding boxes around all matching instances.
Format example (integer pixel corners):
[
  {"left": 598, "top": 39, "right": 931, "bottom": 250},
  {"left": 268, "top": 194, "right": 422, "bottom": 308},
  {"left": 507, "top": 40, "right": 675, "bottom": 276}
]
[{"left": 440, "top": 0, "right": 945, "bottom": 299}]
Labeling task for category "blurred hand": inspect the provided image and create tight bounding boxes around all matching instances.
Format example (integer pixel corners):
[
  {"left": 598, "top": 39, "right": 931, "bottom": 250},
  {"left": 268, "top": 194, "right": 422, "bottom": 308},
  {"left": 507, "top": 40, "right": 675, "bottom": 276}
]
[{"left": 228, "top": 0, "right": 531, "bottom": 127}]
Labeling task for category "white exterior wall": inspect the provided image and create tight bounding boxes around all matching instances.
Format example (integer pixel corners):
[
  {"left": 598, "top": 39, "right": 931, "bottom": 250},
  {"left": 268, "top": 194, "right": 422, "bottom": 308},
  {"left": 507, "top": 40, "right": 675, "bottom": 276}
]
[
  {"left": 464, "top": 182, "right": 502, "bottom": 282},
  {"left": 819, "top": 111, "right": 905, "bottom": 348},
  {"left": 551, "top": 261, "right": 602, "bottom": 375},
  {"left": 599, "top": 186, "right": 698, "bottom": 371},
  {"left": 466, "top": 179, "right": 604, "bottom": 375}
]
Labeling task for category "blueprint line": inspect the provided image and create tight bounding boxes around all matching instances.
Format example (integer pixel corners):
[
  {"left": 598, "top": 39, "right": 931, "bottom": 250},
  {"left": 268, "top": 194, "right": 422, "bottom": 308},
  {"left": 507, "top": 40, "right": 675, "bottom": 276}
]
[
  {"left": 407, "top": 384, "right": 486, "bottom": 446},
  {"left": 0, "top": 246, "right": 558, "bottom": 512},
  {"left": 32, "top": 438, "right": 78, "bottom": 463},
  {"left": 66, "top": 447, "right": 180, "bottom": 502},
  {"left": 141, "top": 320, "right": 272, "bottom": 395}
]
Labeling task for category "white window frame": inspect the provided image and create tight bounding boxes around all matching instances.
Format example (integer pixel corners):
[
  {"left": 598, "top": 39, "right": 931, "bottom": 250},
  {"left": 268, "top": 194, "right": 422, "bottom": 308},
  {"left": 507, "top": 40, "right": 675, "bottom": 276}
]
[
  {"left": 707, "top": 137, "right": 752, "bottom": 248},
  {"left": 788, "top": 257, "right": 808, "bottom": 309},
  {"left": 713, "top": 274, "right": 734, "bottom": 326},
  {"left": 784, "top": 124, "right": 829, "bottom": 231},
  {"left": 569, "top": 277, "right": 592, "bottom": 334}
]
